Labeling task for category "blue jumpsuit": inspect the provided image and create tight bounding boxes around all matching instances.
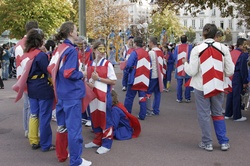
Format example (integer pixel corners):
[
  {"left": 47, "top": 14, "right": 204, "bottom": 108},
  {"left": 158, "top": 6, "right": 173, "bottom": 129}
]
[
  {"left": 55, "top": 39, "right": 86, "bottom": 166},
  {"left": 27, "top": 50, "right": 54, "bottom": 151},
  {"left": 225, "top": 49, "right": 248, "bottom": 120}
]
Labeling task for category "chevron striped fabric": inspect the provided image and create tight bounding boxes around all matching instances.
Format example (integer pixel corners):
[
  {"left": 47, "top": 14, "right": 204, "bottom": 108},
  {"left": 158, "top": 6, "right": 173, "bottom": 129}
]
[
  {"left": 155, "top": 50, "right": 164, "bottom": 92},
  {"left": 15, "top": 37, "right": 26, "bottom": 79},
  {"left": 132, "top": 49, "right": 150, "bottom": 91},
  {"left": 176, "top": 44, "right": 189, "bottom": 77}
]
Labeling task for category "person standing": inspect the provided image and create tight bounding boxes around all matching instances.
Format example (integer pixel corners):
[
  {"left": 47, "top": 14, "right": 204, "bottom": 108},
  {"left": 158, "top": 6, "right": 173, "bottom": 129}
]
[
  {"left": 48, "top": 21, "right": 92, "bottom": 166},
  {"left": 0, "top": 46, "right": 4, "bottom": 89},
  {"left": 173, "top": 35, "right": 193, "bottom": 103},
  {"left": 84, "top": 41, "right": 117, "bottom": 154},
  {"left": 15, "top": 20, "right": 39, "bottom": 138},
  {"left": 225, "top": 38, "right": 249, "bottom": 121},
  {"left": 1, "top": 44, "right": 10, "bottom": 80},
  {"left": 183, "top": 23, "right": 234, "bottom": 151},
  {"left": 146, "top": 36, "right": 164, "bottom": 116},
  {"left": 124, "top": 37, "right": 151, "bottom": 120}
]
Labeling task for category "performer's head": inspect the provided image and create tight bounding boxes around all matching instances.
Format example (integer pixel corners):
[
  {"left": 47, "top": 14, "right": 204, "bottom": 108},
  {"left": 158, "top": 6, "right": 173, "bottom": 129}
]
[
  {"left": 25, "top": 20, "right": 38, "bottom": 34},
  {"left": 214, "top": 30, "right": 224, "bottom": 42},
  {"left": 92, "top": 41, "right": 106, "bottom": 59},
  {"left": 148, "top": 36, "right": 157, "bottom": 49},
  {"left": 111, "top": 90, "right": 119, "bottom": 106},
  {"left": 55, "top": 21, "right": 78, "bottom": 43},
  {"left": 133, "top": 36, "right": 143, "bottom": 48},
  {"left": 180, "top": 35, "right": 187, "bottom": 44},
  {"left": 236, "top": 38, "right": 247, "bottom": 52},
  {"left": 202, "top": 23, "right": 217, "bottom": 39},
  {"left": 127, "top": 36, "right": 134, "bottom": 47},
  {"left": 24, "top": 28, "right": 44, "bottom": 53}
]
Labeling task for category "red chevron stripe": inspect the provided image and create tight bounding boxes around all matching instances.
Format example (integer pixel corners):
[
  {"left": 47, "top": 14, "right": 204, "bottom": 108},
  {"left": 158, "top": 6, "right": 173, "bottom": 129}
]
[
  {"left": 93, "top": 87, "right": 106, "bottom": 102},
  {"left": 91, "top": 110, "right": 106, "bottom": 129},
  {"left": 200, "top": 48, "right": 223, "bottom": 64},
  {"left": 134, "top": 65, "right": 150, "bottom": 77},
  {"left": 203, "top": 67, "right": 223, "bottom": 84}
]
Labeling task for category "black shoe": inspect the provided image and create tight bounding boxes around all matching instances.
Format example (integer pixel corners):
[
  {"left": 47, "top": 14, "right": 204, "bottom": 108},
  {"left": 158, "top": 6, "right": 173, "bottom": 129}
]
[
  {"left": 0, "top": 87, "right": 4, "bottom": 89},
  {"left": 32, "top": 144, "right": 41, "bottom": 150},
  {"left": 137, "top": 115, "right": 145, "bottom": 120}
]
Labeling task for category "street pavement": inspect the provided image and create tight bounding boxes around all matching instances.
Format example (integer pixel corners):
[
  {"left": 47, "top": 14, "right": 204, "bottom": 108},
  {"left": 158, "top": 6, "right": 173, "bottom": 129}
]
[{"left": 0, "top": 66, "right": 250, "bottom": 166}]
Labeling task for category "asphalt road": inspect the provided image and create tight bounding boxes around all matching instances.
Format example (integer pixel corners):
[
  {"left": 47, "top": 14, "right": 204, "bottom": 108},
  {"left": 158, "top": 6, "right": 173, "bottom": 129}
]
[{"left": 0, "top": 67, "right": 250, "bottom": 166}]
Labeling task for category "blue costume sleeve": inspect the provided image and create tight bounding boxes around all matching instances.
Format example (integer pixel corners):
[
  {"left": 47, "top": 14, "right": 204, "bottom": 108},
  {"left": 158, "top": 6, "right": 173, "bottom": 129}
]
[
  {"left": 36, "top": 52, "right": 49, "bottom": 74},
  {"left": 125, "top": 50, "right": 137, "bottom": 72},
  {"left": 240, "top": 53, "right": 249, "bottom": 84},
  {"left": 173, "top": 46, "right": 178, "bottom": 62},
  {"left": 63, "top": 48, "right": 83, "bottom": 80},
  {"left": 167, "top": 52, "right": 175, "bottom": 64}
]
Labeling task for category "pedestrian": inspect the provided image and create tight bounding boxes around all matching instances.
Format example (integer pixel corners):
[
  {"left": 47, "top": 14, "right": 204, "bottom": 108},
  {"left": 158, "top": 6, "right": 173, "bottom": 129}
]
[
  {"left": 123, "top": 36, "right": 151, "bottom": 120},
  {"left": 108, "top": 45, "right": 118, "bottom": 67},
  {"left": 173, "top": 35, "right": 193, "bottom": 103},
  {"left": 49, "top": 21, "right": 92, "bottom": 166},
  {"left": 15, "top": 20, "right": 39, "bottom": 138},
  {"left": 225, "top": 38, "right": 249, "bottom": 121},
  {"left": 0, "top": 46, "right": 4, "bottom": 89},
  {"left": 183, "top": 23, "right": 234, "bottom": 151},
  {"left": 146, "top": 36, "right": 164, "bottom": 116},
  {"left": 84, "top": 41, "right": 117, "bottom": 155},
  {"left": 1, "top": 44, "right": 10, "bottom": 80}
]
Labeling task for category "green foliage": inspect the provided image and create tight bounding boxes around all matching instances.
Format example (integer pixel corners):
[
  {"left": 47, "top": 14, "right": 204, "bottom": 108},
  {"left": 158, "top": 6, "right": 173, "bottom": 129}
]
[
  {"left": 185, "top": 27, "right": 196, "bottom": 43},
  {"left": 0, "top": 0, "right": 75, "bottom": 39}
]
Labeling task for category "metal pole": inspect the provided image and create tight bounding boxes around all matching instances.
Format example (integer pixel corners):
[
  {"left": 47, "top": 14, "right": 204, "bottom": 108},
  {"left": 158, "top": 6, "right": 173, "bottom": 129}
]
[{"left": 79, "top": 0, "right": 86, "bottom": 37}]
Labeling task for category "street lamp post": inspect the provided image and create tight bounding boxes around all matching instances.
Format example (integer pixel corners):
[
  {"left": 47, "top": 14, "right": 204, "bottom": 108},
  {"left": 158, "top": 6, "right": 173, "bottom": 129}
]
[{"left": 79, "top": 0, "right": 86, "bottom": 37}]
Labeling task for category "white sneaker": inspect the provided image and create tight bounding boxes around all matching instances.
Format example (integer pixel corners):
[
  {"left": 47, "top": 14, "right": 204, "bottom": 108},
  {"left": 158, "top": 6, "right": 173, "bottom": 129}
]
[
  {"left": 85, "top": 120, "right": 92, "bottom": 127},
  {"left": 24, "top": 130, "right": 28, "bottom": 138},
  {"left": 85, "top": 142, "right": 99, "bottom": 148},
  {"left": 198, "top": 142, "right": 213, "bottom": 151},
  {"left": 96, "top": 146, "right": 110, "bottom": 154},
  {"left": 122, "top": 86, "right": 126, "bottom": 91},
  {"left": 79, "top": 158, "right": 92, "bottom": 166},
  {"left": 234, "top": 116, "right": 247, "bottom": 122},
  {"left": 221, "top": 143, "right": 230, "bottom": 151},
  {"left": 224, "top": 116, "right": 232, "bottom": 120}
]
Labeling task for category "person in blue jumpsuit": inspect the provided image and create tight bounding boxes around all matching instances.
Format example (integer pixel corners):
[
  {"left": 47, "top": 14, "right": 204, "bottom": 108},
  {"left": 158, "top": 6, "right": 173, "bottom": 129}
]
[
  {"left": 25, "top": 28, "right": 54, "bottom": 151},
  {"left": 173, "top": 35, "right": 193, "bottom": 103},
  {"left": 54, "top": 21, "right": 92, "bottom": 166},
  {"left": 225, "top": 38, "right": 249, "bottom": 121}
]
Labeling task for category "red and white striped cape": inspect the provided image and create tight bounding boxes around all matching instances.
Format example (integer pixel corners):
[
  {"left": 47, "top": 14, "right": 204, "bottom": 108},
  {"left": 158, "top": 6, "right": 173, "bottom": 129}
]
[
  {"left": 132, "top": 48, "right": 151, "bottom": 91},
  {"left": 15, "top": 36, "right": 26, "bottom": 79},
  {"left": 12, "top": 49, "right": 41, "bottom": 102},
  {"left": 224, "top": 49, "right": 241, "bottom": 92},
  {"left": 154, "top": 50, "right": 164, "bottom": 92},
  {"left": 162, "top": 53, "right": 169, "bottom": 79},
  {"left": 87, "top": 59, "right": 110, "bottom": 130},
  {"left": 47, "top": 43, "right": 95, "bottom": 112},
  {"left": 176, "top": 44, "right": 189, "bottom": 77},
  {"left": 188, "top": 43, "right": 226, "bottom": 98}
]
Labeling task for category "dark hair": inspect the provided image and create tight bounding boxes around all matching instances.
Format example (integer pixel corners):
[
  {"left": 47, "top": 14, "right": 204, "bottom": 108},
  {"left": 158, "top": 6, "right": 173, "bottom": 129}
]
[
  {"left": 134, "top": 36, "right": 143, "bottom": 47},
  {"left": 111, "top": 90, "right": 119, "bottom": 106},
  {"left": 54, "top": 21, "right": 75, "bottom": 41},
  {"left": 25, "top": 20, "right": 38, "bottom": 33},
  {"left": 215, "top": 30, "right": 224, "bottom": 38},
  {"left": 45, "top": 40, "right": 56, "bottom": 52},
  {"left": 180, "top": 35, "right": 187, "bottom": 43},
  {"left": 203, "top": 23, "right": 217, "bottom": 39},
  {"left": 149, "top": 36, "right": 157, "bottom": 45},
  {"left": 236, "top": 38, "right": 247, "bottom": 47},
  {"left": 24, "top": 28, "right": 44, "bottom": 52}
]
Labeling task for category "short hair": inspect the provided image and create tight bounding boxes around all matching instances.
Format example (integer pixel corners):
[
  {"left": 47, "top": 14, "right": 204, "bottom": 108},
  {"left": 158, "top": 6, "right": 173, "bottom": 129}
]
[
  {"left": 25, "top": 20, "right": 38, "bottom": 33},
  {"left": 180, "top": 35, "right": 187, "bottom": 43},
  {"left": 236, "top": 38, "right": 247, "bottom": 48},
  {"left": 202, "top": 23, "right": 218, "bottom": 39},
  {"left": 215, "top": 30, "right": 224, "bottom": 38},
  {"left": 134, "top": 36, "right": 143, "bottom": 47},
  {"left": 149, "top": 36, "right": 157, "bottom": 45}
]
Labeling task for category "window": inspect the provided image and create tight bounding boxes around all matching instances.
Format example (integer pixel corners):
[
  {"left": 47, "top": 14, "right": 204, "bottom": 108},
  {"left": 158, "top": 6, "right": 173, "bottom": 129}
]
[
  {"left": 200, "top": 19, "right": 204, "bottom": 29},
  {"left": 184, "top": 20, "right": 187, "bottom": 27},
  {"left": 229, "top": 20, "right": 232, "bottom": 29},
  {"left": 212, "top": 21, "right": 215, "bottom": 24},
  {"left": 192, "top": 20, "right": 196, "bottom": 29},
  {"left": 220, "top": 21, "right": 224, "bottom": 29},
  {"left": 212, "top": 9, "right": 216, "bottom": 16}
]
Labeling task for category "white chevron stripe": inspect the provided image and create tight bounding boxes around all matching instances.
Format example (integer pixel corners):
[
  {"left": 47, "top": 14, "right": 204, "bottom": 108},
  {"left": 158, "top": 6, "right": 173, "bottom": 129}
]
[
  {"left": 89, "top": 98, "right": 106, "bottom": 113},
  {"left": 103, "top": 128, "right": 112, "bottom": 139},
  {"left": 137, "top": 58, "right": 150, "bottom": 69},
  {"left": 203, "top": 78, "right": 224, "bottom": 95},
  {"left": 177, "top": 65, "right": 184, "bottom": 73},
  {"left": 94, "top": 80, "right": 107, "bottom": 94},
  {"left": 133, "top": 74, "right": 149, "bottom": 86},
  {"left": 15, "top": 45, "right": 24, "bottom": 57},
  {"left": 201, "top": 56, "right": 223, "bottom": 74},
  {"left": 177, "top": 52, "right": 186, "bottom": 60}
]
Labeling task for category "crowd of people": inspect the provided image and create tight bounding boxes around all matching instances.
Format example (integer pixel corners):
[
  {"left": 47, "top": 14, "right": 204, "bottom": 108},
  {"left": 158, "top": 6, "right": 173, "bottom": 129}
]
[{"left": 3, "top": 19, "right": 249, "bottom": 166}]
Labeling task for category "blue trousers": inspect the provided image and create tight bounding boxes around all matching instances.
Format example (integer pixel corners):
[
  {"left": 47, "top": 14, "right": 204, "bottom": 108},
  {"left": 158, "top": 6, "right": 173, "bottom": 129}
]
[
  {"left": 122, "top": 70, "right": 129, "bottom": 87},
  {"left": 147, "top": 78, "right": 161, "bottom": 115},
  {"left": 176, "top": 78, "right": 191, "bottom": 101},
  {"left": 56, "top": 99, "right": 83, "bottom": 166},
  {"left": 2, "top": 60, "right": 9, "bottom": 79},
  {"left": 225, "top": 81, "right": 243, "bottom": 120},
  {"left": 82, "top": 106, "right": 91, "bottom": 120},
  {"left": 124, "top": 85, "right": 147, "bottom": 119},
  {"left": 29, "top": 98, "right": 53, "bottom": 151}
]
